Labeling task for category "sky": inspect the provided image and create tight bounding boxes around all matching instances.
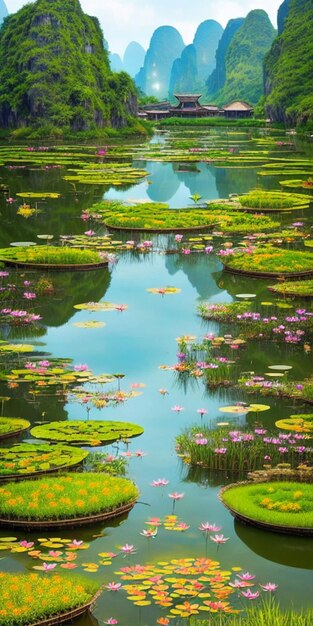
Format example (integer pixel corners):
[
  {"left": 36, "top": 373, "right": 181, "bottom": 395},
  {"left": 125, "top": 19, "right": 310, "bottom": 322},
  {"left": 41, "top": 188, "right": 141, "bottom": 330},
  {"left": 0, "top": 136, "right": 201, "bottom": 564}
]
[{"left": 5, "top": 0, "right": 282, "bottom": 57}]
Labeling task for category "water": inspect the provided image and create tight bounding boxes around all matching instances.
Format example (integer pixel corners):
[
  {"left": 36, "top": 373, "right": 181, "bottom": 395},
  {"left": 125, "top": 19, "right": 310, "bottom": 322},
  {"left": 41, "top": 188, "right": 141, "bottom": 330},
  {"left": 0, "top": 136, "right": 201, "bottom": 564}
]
[{"left": 0, "top": 128, "right": 312, "bottom": 625}]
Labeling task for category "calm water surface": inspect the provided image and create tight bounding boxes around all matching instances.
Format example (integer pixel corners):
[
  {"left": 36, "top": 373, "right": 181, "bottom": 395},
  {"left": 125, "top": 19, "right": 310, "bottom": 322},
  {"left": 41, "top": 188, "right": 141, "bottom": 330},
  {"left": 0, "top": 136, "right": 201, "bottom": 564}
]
[{"left": 0, "top": 128, "right": 313, "bottom": 625}]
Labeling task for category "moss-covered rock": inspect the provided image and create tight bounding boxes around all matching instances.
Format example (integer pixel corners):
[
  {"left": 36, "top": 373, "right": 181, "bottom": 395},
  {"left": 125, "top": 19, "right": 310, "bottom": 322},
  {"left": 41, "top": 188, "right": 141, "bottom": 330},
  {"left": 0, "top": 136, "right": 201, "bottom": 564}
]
[{"left": 0, "top": 0, "right": 137, "bottom": 132}]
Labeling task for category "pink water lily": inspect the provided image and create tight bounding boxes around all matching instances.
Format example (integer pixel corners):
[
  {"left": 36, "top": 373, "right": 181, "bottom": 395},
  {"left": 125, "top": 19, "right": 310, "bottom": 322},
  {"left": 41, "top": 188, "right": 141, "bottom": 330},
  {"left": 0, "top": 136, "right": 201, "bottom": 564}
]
[
  {"left": 238, "top": 572, "right": 255, "bottom": 581},
  {"left": 242, "top": 589, "right": 260, "bottom": 600},
  {"left": 197, "top": 408, "right": 208, "bottom": 417},
  {"left": 199, "top": 522, "right": 221, "bottom": 533},
  {"left": 69, "top": 540, "right": 84, "bottom": 548},
  {"left": 150, "top": 478, "right": 169, "bottom": 487},
  {"left": 43, "top": 562, "right": 57, "bottom": 571},
  {"left": 171, "top": 405, "right": 184, "bottom": 413},
  {"left": 210, "top": 534, "right": 229, "bottom": 544},
  {"left": 140, "top": 528, "right": 158, "bottom": 538},
  {"left": 19, "top": 541, "right": 34, "bottom": 549},
  {"left": 106, "top": 582, "right": 122, "bottom": 591},
  {"left": 260, "top": 582, "right": 278, "bottom": 592},
  {"left": 120, "top": 544, "right": 136, "bottom": 555},
  {"left": 168, "top": 492, "right": 184, "bottom": 500},
  {"left": 104, "top": 619, "right": 119, "bottom": 625},
  {"left": 48, "top": 551, "right": 63, "bottom": 557}
]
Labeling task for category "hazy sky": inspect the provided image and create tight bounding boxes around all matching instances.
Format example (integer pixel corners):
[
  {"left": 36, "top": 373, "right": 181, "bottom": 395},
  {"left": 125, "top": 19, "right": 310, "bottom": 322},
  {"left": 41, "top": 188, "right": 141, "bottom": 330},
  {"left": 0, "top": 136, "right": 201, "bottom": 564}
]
[{"left": 6, "top": 0, "right": 282, "bottom": 56}]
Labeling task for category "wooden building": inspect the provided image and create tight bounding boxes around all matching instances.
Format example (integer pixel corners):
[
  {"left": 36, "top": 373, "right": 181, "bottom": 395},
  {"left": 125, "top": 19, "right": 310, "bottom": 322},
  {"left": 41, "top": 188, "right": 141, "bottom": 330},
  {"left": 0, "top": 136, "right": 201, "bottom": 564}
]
[
  {"left": 222, "top": 101, "right": 254, "bottom": 118},
  {"left": 138, "top": 94, "right": 254, "bottom": 121}
]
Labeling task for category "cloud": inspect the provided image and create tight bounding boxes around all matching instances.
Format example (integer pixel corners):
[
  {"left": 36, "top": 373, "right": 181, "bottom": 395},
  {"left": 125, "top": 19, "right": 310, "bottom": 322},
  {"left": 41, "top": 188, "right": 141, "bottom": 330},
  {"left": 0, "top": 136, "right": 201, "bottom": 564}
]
[{"left": 5, "top": 0, "right": 282, "bottom": 55}]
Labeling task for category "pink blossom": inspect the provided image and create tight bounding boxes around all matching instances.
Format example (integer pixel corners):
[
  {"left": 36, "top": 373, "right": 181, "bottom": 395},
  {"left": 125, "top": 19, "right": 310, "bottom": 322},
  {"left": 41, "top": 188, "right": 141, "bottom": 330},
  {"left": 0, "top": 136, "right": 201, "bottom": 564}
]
[
  {"left": 106, "top": 582, "right": 122, "bottom": 591},
  {"left": 260, "top": 582, "right": 278, "bottom": 592},
  {"left": 168, "top": 492, "right": 184, "bottom": 500},
  {"left": 241, "top": 589, "right": 260, "bottom": 600},
  {"left": 199, "top": 522, "right": 221, "bottom": 533},
  {"left": 210, "top": 534, "right": 229, "bottom": 544},
  {"left": 171, "top": 405, "right": 184, "bottom": 413}
]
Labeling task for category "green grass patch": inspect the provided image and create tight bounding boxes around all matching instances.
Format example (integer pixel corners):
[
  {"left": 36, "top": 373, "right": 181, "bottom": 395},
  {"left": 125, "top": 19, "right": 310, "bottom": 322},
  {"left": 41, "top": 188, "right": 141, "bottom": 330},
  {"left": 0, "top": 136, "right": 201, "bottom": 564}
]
[
  {"left": 0, "top": 473, "right": 139, "bottom": 520},
  {"left": 238, "top": 190, "right": 311, "bottom": 211},
  {"left": 31, "top": 420, "right": 144, "bottom": 445},
  {"left": 193, "top": 603, "right": 313, "bottom": 626},
  {"left": 0, "top": 443, "right": 88, "bottom": 477},
  {"left": 269, "top": 279, "right": 313, "bottom": 297},
  {"left": 0, "top": 572, "right": 99, "bottom": 626},
  {"left": 0, "top": 246, "right": 104, "bottom": 266},
  {"left": 221, "top": 481, "right": 313, "bottom": 528}
]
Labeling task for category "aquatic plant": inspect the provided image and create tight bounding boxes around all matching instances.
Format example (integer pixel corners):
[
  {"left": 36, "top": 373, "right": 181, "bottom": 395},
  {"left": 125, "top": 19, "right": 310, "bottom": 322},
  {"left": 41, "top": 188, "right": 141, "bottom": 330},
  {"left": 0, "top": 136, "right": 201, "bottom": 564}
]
[
  {"left": 221, "top": 481, "right": 313, "bottom": 529},
  {"left": 268, "top": 279, "right": 313, "bottom": 297},
  {"left": 275, "top": 414, "right": 313, "bottom": 433},
  {"left": 176, "top": 425, "right": 312, "bottom": 472},
  {"left": 237, "top": 190, "right": 311, "bottom": 211},
  {"left": 0, "top": 246, "right": 105, "bottom": 266},
  {"left": 0, "top": 473, "right": 139, "bottom": 520},
  {"left": 0, "top": 443, "right": 88, "bottom": 477},
  {"left": 222, "top": 246, "right": 313, "bottom": 275},
  {"left": 0, "top": 573, "right": 99, "bottom": 626},
  {"left": 0, "top": 417, "right": 30, "bottom": 439},
  {"left": 30, "top": 420, "right": 144, "bottom": 445}
]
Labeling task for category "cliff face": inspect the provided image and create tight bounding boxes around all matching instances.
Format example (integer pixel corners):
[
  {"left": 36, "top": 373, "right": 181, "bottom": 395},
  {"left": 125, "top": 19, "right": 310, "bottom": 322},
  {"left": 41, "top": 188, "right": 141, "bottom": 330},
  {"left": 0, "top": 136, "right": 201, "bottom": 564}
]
[
  {"left": 277, "top": 0, "right": 291, "bottom": 34},
  {"left": 0, "top": 0, "right": 137, "bottom": 131},
  {"left": 169, "top": 44, "right": 198, "bottom": 97},
  {"left": 206, "top": 18, "right": 244, "bottom": 98},
  {"left": 135, "top": 26, "right": 185, "bottom": 98},
  {"left": 123, "top": 41, "right": 145, "bottom": 78},
  {"left": 216, "top": 10, "right": 276, "bottom": 105},
  {"left": 265, "top": 0, "right": 313, "bottom": 125},
  {"left": 193, "top": 20, "right": 223, "bottom": 81}
]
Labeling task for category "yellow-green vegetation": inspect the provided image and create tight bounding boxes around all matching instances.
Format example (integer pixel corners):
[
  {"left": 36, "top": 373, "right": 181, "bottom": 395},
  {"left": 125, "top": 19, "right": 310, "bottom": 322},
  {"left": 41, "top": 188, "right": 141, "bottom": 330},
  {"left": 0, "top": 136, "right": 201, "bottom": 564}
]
[
  {"left": 0, "top": 573, "right": 99, "bottom": 626},
  {"left": 64, "top": 163, "right": 147, "bottom": 186},
  {"left": 237, "top": 190, "right": 311, "bottom": 211},
  {"left": 30, "top": 420, "right": 144, "bottom": 445},
  {"left": 194, "top": 605, "right": 313, "bottom": 626},
  {"left": 0, "top": 418, "right": 30, "bottom": 439},
  {"left": 223, "top": 246, "right": 313, "bottom": 275},
  {"left": 0, "top": 246, "right": 105, "bottom": 266},
  {"left": 275, "top": 414, "right": 313, "bottom": 433},
  {"left": 94, "top": 201, "right": 280, "bottom": 233},
  {"left": 0, "top": 443, "right": 88, "bottom": 477},
  {"left": 0, "top": 473, "right": 139, "bottom": 520},
  {"left": 269, "top": 279, "right": 313, "bottom": 297},
  {"left": 221, "top": 482, "right": 313, "bottom": 529}
]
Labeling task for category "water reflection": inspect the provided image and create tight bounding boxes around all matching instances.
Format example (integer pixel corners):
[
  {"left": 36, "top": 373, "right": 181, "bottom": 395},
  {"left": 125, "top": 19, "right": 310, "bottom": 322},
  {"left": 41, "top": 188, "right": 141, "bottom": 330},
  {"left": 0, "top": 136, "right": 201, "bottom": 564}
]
[{"left": 235, "top": 520, "right": 313, "bottom": 570}]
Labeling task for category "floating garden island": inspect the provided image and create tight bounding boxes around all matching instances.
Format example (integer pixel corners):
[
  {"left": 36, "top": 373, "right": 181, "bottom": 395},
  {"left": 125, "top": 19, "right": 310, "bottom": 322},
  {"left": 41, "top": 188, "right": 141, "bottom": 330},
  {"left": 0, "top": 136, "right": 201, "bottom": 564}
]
[
  {"left": 30, "top": 420, "right": 144, "bottom": 446},
  {"left": 0, "top": 246, "right": 108, "bottom": 271},
  {"left": 234, "top": 190, "right": 311, "bottom": 212},
  {"left": 0, "top": 444, "right": 88, "bottom": 480},
  {"left": 0, "top": 473, "right": 139, "bottom": 528},
  {"left": 0, "top": 573, "right": 100, "bottom": 626},
  {"left": 222, "top": 246, "right": 313, "bottom": 278},
  {"left": 275, "top": 414, "right": 313, "bottom": 433},
  {"left": 220, "top": 481, "right": 313, "bottom": 536},
  {"left": 269, "top": 279, "right": 313, "bottom": 298},
  {"left": 0, "top": 417, "right": 30, "bottom": 441}
]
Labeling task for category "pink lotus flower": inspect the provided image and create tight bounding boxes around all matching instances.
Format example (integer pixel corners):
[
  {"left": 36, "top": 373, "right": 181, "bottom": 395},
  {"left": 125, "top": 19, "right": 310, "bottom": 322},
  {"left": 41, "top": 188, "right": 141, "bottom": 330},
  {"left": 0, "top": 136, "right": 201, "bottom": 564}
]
[
  {"left": 68, "top": 539, "right": 84, "bottom": 548},
  {"left": 140, "top": 528, "right": 158, "bottom": 538},
  {"left": 168, "top": 492, "right": 184, "bottom": 500},
  {"left": 197, "top": 408, "right": 208, "bottom": 417},
  {"left": 120, "top": 544, "right": 136, "bottom": 555},
  {"left": 135, "top": 449, "right": 146, "bottom": 457},
  {"left": 43, "top": 563, "right": 57, "bottom": 571},
  {"left": 171, "top": 405, "right": 184, "bottom": 413},
  {"left": 74, "top": 364, "right": 89, "bottom": 371},
  {"left": 241, "top": 589, "right": 259, "bottom": 600},
  {"left": 260, "top": 582, "right": 278, "bottom": 592},
  {"left": 115, "top": 304, "right": 127, "bottom": 311},
  {"left": 106, "top": 582, "right": 122, "bottom": 591},
  {"left": 84, "top": 230, "right": 95, "bottom": 236},
  {"left": 199, "top": 522, "right": 221, "bottom": 533},
  {"left": 238, "top": 572, "right": 255, "bottom": 581},
  {"left": 150, "top": 478, "right": 169, "bottom": 487},
  {"left": 104, "top": 619, "right": 119, "bottom": 625},
  {"left": 210, "top": 534, "right": 229, "bottom": 544},
  {"left": 19, "top": 541, "right": 34, "bottom": 548}
]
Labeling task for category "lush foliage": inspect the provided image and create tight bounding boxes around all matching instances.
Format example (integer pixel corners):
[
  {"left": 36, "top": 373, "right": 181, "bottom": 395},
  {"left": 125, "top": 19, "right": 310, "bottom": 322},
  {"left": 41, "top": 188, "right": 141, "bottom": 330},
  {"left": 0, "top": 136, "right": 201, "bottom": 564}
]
[
  {"left": 217, "top": 10, "right": 276, "bottom": 105},
  {"left": 176, "top": 425, "right": 311, "bottom": 472},
  {"left": 237, "top": 190, "right": 311, "bottom": 211},
  {"left": 0, "top": 443, "right": 88, "bottom": 476},
  {"left": 0, "top": 0, "right": 138, "bottom": 133},
  {"left": 0, "top": 473, "right": 139, "bottom": 519},
  {"left": 30, "top": 420, "right": 144, "bottom": 445},
  {"left": 194, "top": 604, "right": 313, "bottom": 626},
  {"left": 269, "top": 279, "right": 313, "bottom": 297},
  {"left": 264, "top": 0, "right": 313, "bottom": 125},
  {"left": 221, "top": 481, "right": 313, "bottom": 528},
  {"left": 0, "top": 573, "right": 99, "bottom": 625}
]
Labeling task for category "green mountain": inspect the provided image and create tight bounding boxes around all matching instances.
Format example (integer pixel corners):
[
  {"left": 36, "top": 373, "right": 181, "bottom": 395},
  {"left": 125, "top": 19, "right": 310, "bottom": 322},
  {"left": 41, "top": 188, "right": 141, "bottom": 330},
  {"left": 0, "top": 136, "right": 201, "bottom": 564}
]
[
  {"left": 193, "top": 20, "right": 223, "bottom": 81},
  {"left": 135, "top": 26, "right": 185, "bottom": 98},
  {"left": 206, "top": 18, "right": 244, "bottom": 98},
  {"left": 217, "top": 10, "right": 276, "bottom": 105},
  {"left": 123, "top": 41, "right": 145, "bottom": 78},
  {"left": 264, "top": 0, "right": 313, "bottom": 125},
  {"left": 277, "top": 0, "right": 290, "bottom": 34},
  {"left": 169, "top": 44, "right": 199, "bottom": 97},
  {"left": 0, "top": 0, "right": 138, "bottom": 132}
]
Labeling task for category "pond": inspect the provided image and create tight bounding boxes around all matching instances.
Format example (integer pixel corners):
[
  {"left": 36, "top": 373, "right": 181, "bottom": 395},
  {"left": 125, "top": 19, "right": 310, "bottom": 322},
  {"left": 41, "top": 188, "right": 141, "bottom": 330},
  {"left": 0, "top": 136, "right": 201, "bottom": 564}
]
[{"left": 0, "top": 127, "right": 312, "bottom": 625}]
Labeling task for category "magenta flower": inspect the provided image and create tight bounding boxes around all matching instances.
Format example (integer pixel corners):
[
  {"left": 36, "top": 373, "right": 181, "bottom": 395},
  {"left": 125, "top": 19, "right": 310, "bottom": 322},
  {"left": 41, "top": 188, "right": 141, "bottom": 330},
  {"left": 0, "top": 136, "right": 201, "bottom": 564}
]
[
  {"left": 19, "top": 540, "right": 34, "bottom": 548},
  {"left": 260, "top": 582, "right": 278, "bottom": 592},
  {"left": 74, "top": 364, "right": 89, "bottom": 372},
  {"left": 23, "top": 292, "right": 36, "bottom": 299},
  {"left": 115, "top": 304, "right": 127, "bottom": 311},
  {"left": 210, "top": 534, "right": 229, "bottom": 544},
  {"left": 104, "top": 619, "right": 119, "bottom": 625},
  {"left": 241, "top": 589, "right": 260, "bottom": 600},
  {"left": 197, "top": 408, "right": 208, "bottom": 417},
  {"left": 84, "top": 230, "right": 95, "bottom": 236},
  {"left": 43, "top": 563, "right": 57, "bottom": 571},
  {"left": 106, "top": 582, "right": 122, "bottom": 592}
]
